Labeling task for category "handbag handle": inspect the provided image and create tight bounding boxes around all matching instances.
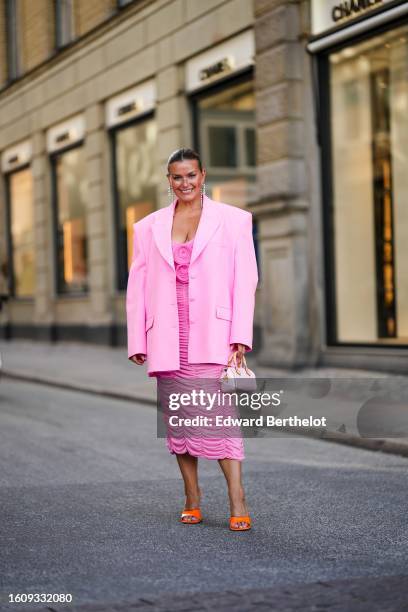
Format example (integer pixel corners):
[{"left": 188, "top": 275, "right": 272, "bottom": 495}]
[{"left": 227, "top": 350, "right": 251, "bottom": 375}]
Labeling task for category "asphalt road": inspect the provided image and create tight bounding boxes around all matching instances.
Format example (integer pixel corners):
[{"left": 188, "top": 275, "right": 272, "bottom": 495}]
[{"left": 0, "top": 378, "right": 407, "bottom": 611}]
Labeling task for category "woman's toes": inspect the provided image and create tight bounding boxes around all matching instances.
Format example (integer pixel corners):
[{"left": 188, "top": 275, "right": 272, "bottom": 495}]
[{"left": 182, "top": 514, "right": 199, "bottom": 523}]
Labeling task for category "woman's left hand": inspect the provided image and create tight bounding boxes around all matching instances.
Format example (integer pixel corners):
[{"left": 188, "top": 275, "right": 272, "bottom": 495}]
[{"left": 230, "top": 343, "right": 246, "bottom": 368}]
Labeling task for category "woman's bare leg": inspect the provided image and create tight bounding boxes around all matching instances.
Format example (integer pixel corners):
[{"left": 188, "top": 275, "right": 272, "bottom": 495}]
[
  {"left": 176, "top": 452, "right": 202, "bottom": 521},
  {"left": 218, "top": 458, "right": 249, "bottom": 528}
]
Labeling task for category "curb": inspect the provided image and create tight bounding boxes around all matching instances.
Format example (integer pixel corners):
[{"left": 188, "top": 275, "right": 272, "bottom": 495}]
[
  {"left": 281, "top": 425, "right": 408, "bottom": 459},
  {"left": 2, "top": 370, "right": 408, "bottom": 459},
  {"left": 1, "top": 370, "right": 157, "bottom": 406}
]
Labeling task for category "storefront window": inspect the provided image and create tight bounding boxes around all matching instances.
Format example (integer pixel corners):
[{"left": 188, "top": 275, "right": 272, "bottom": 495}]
[
  {"left": 114, "top": 118, "right": 158, "bottom": 290},
  {"left": 329, "top": 25, "right": 408, "bottom": 344},
  {"left": 6, "top": 0, "right": 21, "bottom": 80},
  {"left": 195, "top": 79, "right": 256, "bottom": 208},
  {"left": 55, "top": 0, "right": 75, "bottom": 49},
  {"left": 8, "top": 168, "right": 35, "bottom": 297},
  {"left": 53, "top": 146, "right": 88, "bottom": 294}
]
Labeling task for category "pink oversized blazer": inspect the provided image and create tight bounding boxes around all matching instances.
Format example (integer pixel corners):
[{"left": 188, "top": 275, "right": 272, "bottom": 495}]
[{"left": 126, "top": 194, "right": 258, "bottom": 376}]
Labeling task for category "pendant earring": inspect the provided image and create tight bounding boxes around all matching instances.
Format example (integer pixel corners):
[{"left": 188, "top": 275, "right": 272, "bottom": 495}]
[
  {"left": 200, "top": 183, "right": 206, "bottom": 208},
  {"left": 168, "top": 185, "right": 175, "bottom": 204}
]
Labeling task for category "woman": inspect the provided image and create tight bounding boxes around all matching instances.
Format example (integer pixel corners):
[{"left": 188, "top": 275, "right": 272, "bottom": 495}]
[{"left": 126, "top": 148, "right": 258, "bottom": 531}]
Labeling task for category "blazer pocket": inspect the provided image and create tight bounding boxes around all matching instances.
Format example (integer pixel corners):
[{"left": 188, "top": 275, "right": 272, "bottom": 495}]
[
  {"left": 145, "top": 315, "right": 154, "bottom": 332},
  {"left": 216, "top": 306, "right": 232, "bottom": 321}
]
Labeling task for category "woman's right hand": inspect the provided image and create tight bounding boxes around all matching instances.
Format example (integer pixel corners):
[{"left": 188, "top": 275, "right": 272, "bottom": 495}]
[{"left": 130, "top": 354, "right": 147, "bottom": 365}]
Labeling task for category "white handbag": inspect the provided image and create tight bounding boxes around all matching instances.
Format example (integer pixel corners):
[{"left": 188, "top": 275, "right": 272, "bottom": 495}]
[{"left": 220, "top": 351, "right": 257, "bottom": 392}]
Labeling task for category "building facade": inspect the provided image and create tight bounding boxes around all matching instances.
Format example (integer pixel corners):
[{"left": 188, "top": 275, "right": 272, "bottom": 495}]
[{"left": 0, "top": 0, "right": 407, "bottom": 373}]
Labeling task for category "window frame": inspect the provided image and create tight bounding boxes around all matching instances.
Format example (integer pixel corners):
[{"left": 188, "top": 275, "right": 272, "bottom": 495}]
[
  {"left": 54, "top": 0, "right": 75, "bottom": 50},
  {"left": 4, "top": 163, "right": 35, "bottom": 300},
  {"left": 108, "top": 110, "right": 157, "bottom": 293},
  {"left": 190, "top": 67, "right": 254, "bottom": 160},
  {"left": 117, "top": 0, "right": 135, "bottom": 8},
  {"left": 5, "top": 0, "right": 21, "bottom": 82},
  {"left": 50, "top": 140, "right": 88, "bottom": 297},
  {"left": 189, "top": 67, "right": 260, "bottom": 274}
]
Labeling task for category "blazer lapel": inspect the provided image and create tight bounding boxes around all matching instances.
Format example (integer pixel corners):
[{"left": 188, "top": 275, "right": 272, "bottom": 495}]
[
  {"left": 152, "top": 194, "right": 221, "bottom": 271},
  {"left": 152, "top": 199, "right": 177, "bottom": 271},
  {"left": 190, "top": 194, "right": 221, "bottom": 265}
]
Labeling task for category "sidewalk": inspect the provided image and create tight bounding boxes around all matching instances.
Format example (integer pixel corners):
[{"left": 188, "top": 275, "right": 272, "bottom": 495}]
[{"left": 1, "top": 339, "right": 408, "bottom": 458}]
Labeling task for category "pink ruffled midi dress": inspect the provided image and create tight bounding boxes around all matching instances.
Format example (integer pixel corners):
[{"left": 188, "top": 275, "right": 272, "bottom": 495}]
[{"left": 153, "top": 237, "right": 244, "bottom": 461}]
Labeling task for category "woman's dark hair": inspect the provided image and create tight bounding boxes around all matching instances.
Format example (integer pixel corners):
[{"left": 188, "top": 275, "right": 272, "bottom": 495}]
[{"left": 166, "top": 148, "right": 203, "bottom": 174}]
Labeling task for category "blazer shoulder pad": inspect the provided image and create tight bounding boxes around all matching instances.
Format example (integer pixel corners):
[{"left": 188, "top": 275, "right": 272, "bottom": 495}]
[
  {"left": 217, "top": 203, "right": 252, "bottom": 232},
  {"left": 133, "top": 210, "right": 157, "bottom": 231},
  {"left": 216, "top": 201, "right": 251, "bottom": 220}
]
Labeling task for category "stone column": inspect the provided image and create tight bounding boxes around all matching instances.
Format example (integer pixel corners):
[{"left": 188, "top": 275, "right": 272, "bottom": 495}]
[
  {"left": 32, "top": 131, "right": 55, "bottom": 340},
  {"left": 252, "top": 0, "right": 320, "bottom": 368},
  {"left": 156, "top": 64, "right": 186, "bottom": 207},
  {"left": 84, "top": 103, "right": 113, "bottom": 342}
]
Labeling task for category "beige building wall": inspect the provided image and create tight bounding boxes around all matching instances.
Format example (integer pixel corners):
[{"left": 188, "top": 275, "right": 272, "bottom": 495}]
[
  {"left": 0, "top": 0, "right": 122, "bottom": 85},
  {"left": 20, "top": 0, "right": 55, "bottom": 72},
  {"left": 0, "top": 0, "right": 256, "bottom": 345},
  {"left": 0, "top": 0, "right": 6, "bottom": 86},
  {"left": 75, "top": 0, "right": 117, "bottom": 37}
]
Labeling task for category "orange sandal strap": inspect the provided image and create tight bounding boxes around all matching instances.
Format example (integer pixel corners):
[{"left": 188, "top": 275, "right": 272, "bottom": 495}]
[{"left": 181, "top": 508, "right": 202, "bottom": 521}]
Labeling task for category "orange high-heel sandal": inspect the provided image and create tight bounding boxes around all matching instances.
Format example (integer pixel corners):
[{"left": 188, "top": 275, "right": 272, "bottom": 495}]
[
  {"left": 229, "top": 515, "right": 251, "bottom": 531},
  {"left": 180, "top": 508, "right": 202, "bottom": 524}
]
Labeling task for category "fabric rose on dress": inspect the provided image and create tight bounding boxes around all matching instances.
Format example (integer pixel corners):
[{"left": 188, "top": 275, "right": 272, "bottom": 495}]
[
  {"left": 173, "top": 242, "right": 192, "bottom": 283},
  {"left": 174, "top": 245, "right": 191, "bottom": 264},
  {"left": 175, "top": 263, "right": 189, "bottom": 283}
]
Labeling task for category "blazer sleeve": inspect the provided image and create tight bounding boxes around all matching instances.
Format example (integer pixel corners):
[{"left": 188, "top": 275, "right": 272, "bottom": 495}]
[
  {"left": 126, "top": 222, "right": 147, "bottom": 359},
  {"left": 230, "top": 213, "right": 259, "bottom": 352}
]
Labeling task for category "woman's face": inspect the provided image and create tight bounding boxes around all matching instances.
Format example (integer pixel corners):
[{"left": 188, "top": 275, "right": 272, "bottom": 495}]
[{"left": 167, "top": 159, "right": 206, "bottom": 204}]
